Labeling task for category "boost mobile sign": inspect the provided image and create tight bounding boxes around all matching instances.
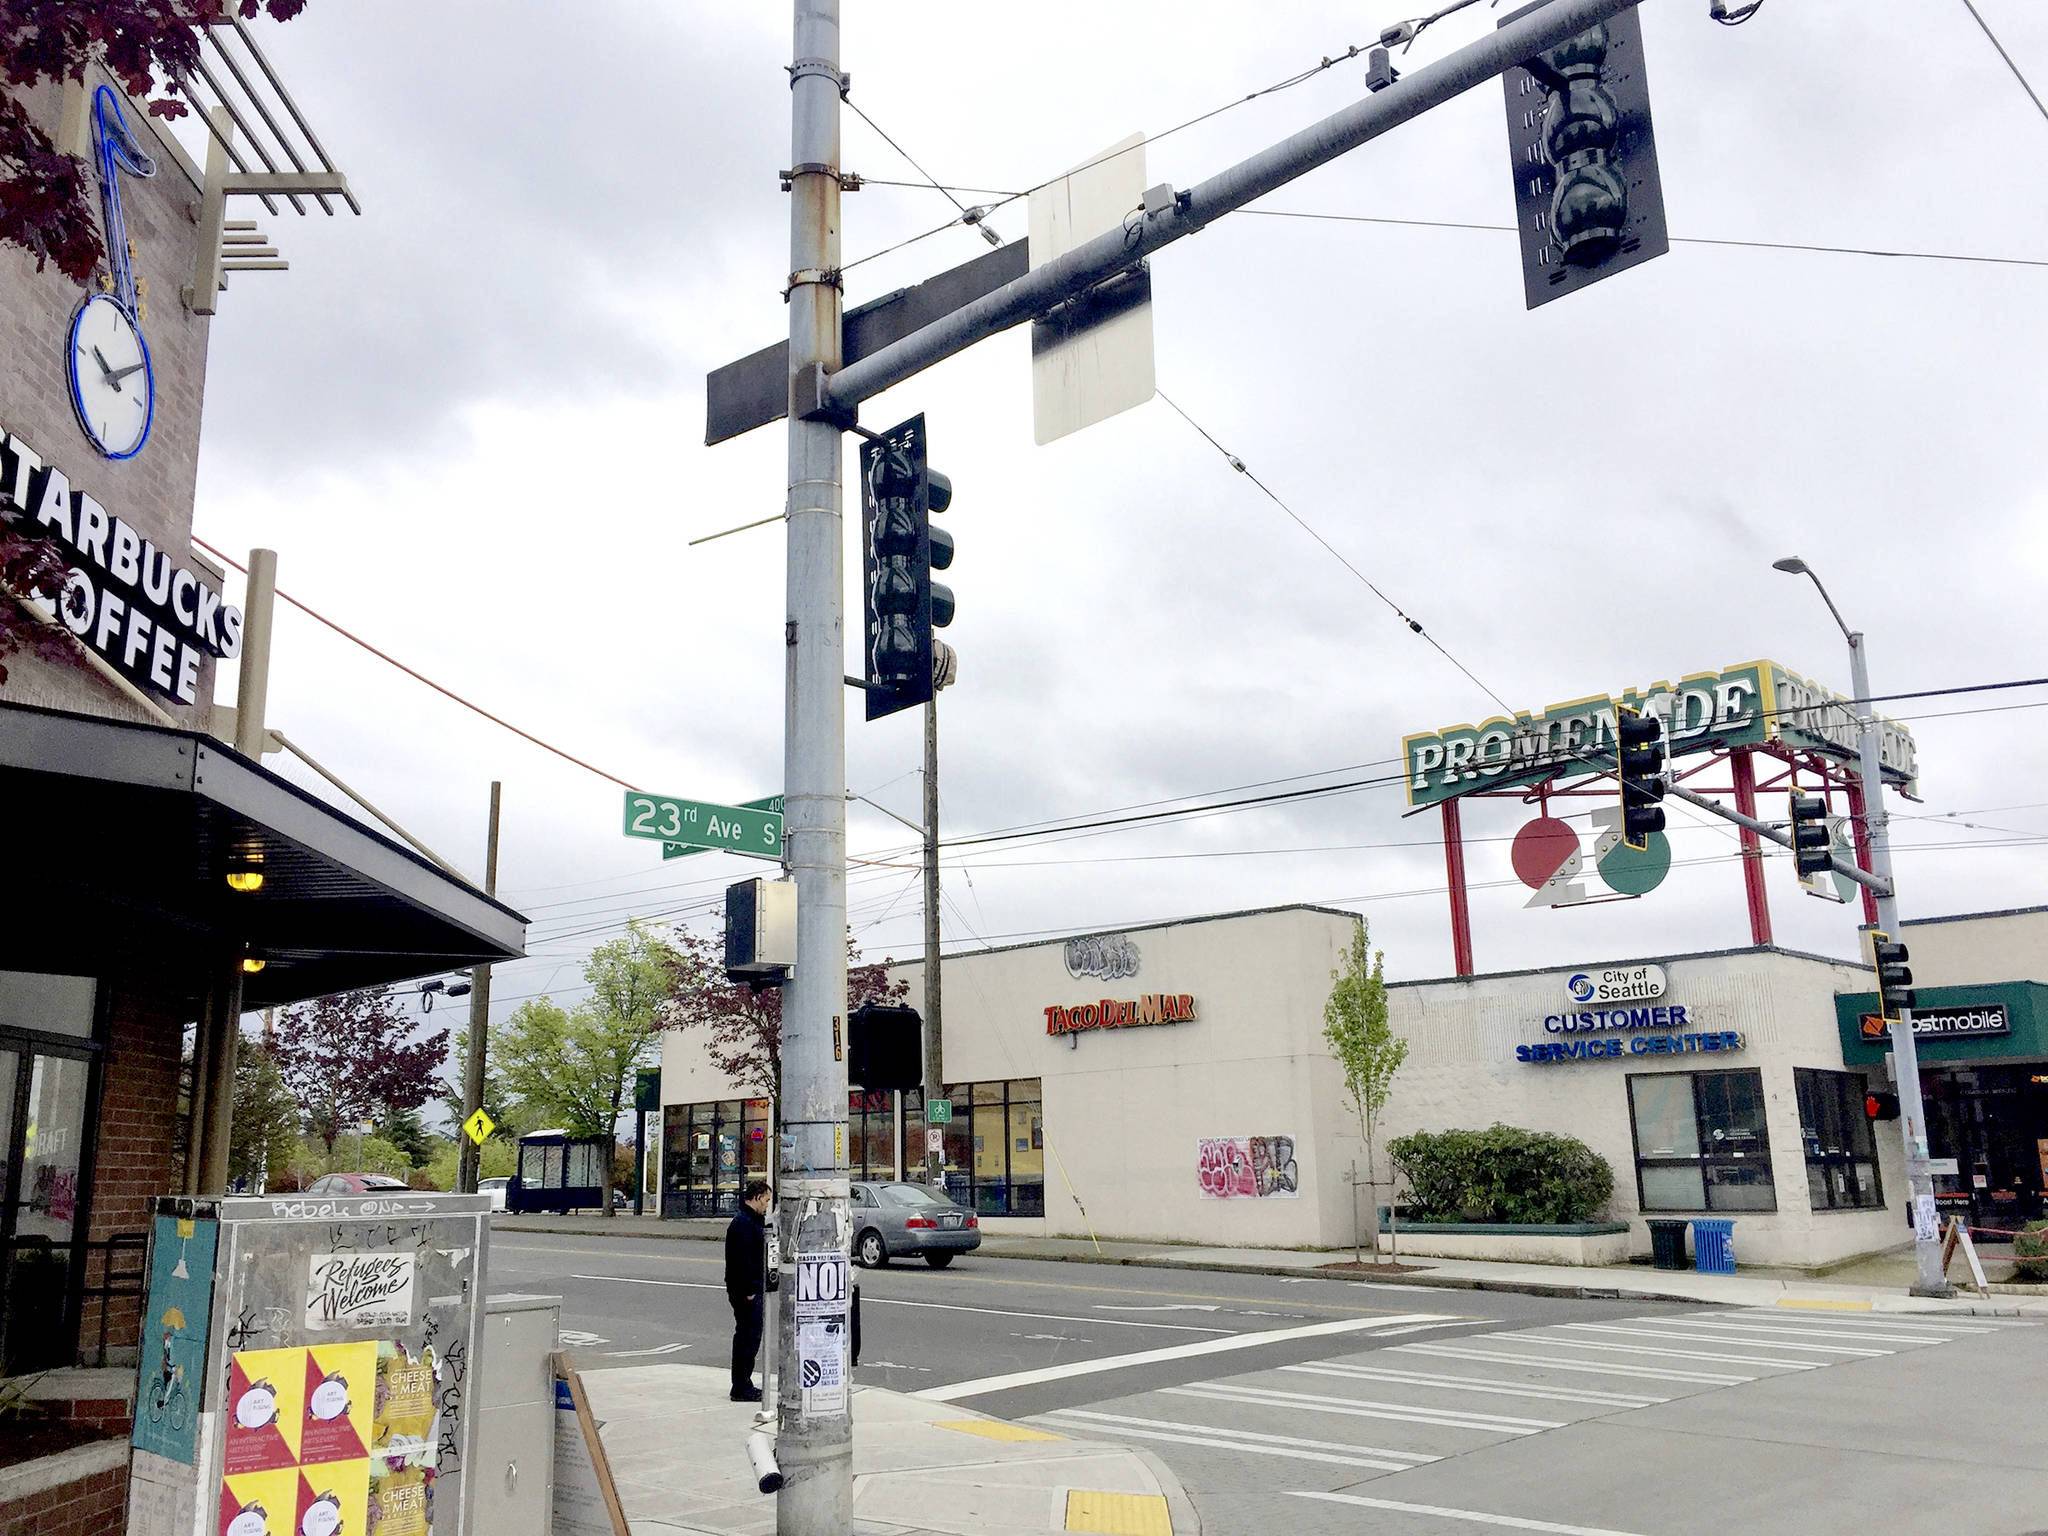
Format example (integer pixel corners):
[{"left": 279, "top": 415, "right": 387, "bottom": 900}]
[
  {"left": 1, "top": 424, "right": 240, "bottom": 705},
  {"left": 1402, "top": 658, "right": 1918, "bottom": 809}
]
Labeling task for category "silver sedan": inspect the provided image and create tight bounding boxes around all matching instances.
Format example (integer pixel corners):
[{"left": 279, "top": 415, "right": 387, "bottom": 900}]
[{"left": 850, "top": 1181, "right": 982, "bottom": 1268}]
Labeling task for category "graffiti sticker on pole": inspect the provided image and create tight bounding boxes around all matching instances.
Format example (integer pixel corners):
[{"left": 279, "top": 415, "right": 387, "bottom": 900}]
[{"left": 793, "top": 1251, "right": 849, "bottom": 1321}]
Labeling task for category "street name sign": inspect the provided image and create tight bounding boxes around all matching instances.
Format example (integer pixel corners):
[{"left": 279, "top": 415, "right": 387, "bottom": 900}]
[
  {"left": 623, "top": 791, "right": 783, "bottom": 859},
  {"left": 659, "top": 795, "right": 785, "bottom": 860}
]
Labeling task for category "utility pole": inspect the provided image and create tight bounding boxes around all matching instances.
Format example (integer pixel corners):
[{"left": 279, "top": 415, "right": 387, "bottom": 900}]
[
  {"left": 778, "top": 0, "right": 855, "bottom": 1526},
  {"left": 922, "top": 698, "right": 944, "bottom": 1183},
  {"left": 457, "top": 780, "right": 502, "bottom": 1195}
]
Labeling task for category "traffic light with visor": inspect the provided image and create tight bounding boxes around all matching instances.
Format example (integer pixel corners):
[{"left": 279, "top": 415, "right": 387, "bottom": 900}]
[
  {"left": 1614, "top": 705, "right": 1666, "bottom": 851},
  {"left": 860, "top": 414, "right": 954, "bottom": 722},
  {"left": 1865, "top": 930, "right": 1917, "bottom": 1022},
  {"left": 1789, "top": 792, "right": 1832, "bottom": 877}
]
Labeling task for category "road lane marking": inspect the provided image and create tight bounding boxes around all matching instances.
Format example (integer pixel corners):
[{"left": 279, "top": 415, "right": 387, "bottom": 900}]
[
  {"left": 1165, "top": 1382, "right": 1559, "bottom": 1433},
  {"left": 1392, "top": 1344, "right": 1750, "bottom": 1385},
  {"left": 601, "top": 1342, "right": 690, "bottom": 1357},
  {"left": 1491, "top": 1332, "right": 1820, "bottom": 1370},
  {"left": 1291, "top": 1490, "right": 1654, "bottom": 1536},
  {"left": 1372, "top": 1322, "right": 1467, "bottom": 1337},
  {"left": 1095, "top": 1305, "right": 1222, "bottom": 1313},
  {"left": 1708, "top": 1310, "right": 1993, "bottom": 1336},
  {"left": 569, "top": 1275, "right": 1233, "bottom": 1333},
  {"left": 1550, "top": 1323, "right": 1888, "bottom": 1358},
  {"left": 1282, "top": 1362, "right": 1665, "bottom": 1407},
  {"left": 916, "top": 1314, "right": 1459, "bottom": 1400},
  {"left": 1655, "top": 1318, "right": 1956, "bottom": 1347},
  {"left": 1039, "top": 1409, "right": 1436, "bottom": 1471},
  {"left": 559, "top": 1330, "right": 609, "bottom": 1347}
]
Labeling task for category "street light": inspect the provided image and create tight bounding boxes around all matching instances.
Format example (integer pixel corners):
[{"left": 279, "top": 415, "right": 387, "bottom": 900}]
[{"left": 1772, "top": 555, "right": 1951, "bottom": 1297}]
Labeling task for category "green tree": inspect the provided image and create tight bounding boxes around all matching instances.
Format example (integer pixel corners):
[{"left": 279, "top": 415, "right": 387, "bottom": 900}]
[
  {"left": 375, "top": 1106, "right": 434, "bottom": 1169},
  {"left": 497, "top": 924, "right": 674, "bottom": 1216},
  {"left": 1323, "top": 919, "right": 1408, "bottom": 1250},
  {"left": 229, "top": 1038, "right": 300, "bottom": 1192},
  {"left": 439, "top": 1025, "right": 530, "bottom": 1139}
]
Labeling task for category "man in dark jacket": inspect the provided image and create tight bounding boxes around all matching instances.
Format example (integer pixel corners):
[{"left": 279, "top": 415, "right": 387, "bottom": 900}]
[{"left": 724, "top": 1180, "right": 772, "bottom": 1402}]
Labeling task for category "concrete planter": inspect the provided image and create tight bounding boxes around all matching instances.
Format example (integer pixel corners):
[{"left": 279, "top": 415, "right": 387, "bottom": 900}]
[{"left": 1375, "top": 1220, "right": 1631, "bottom": 1266}]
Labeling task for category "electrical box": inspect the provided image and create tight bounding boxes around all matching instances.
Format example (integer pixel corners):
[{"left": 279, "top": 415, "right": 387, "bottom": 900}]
[{"left": 725, "top": 877, "right": 797, "bottom": 982}]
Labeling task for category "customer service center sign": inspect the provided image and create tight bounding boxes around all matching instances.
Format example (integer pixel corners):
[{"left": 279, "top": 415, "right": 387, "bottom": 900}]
[{"left": 1402, "top": 659, "right": 1917, "bottom": 808}]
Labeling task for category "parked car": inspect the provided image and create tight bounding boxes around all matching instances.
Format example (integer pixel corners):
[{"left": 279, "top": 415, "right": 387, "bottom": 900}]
[
  {"left": 477, "top": 1177, "right": 511, "bottom": 1211},
  {"left": 850, "top": 1181, "right": 980, "bottom": 1268},
  {"left": 303, "top": 1173, "right": 413, "bottom": 1196}
]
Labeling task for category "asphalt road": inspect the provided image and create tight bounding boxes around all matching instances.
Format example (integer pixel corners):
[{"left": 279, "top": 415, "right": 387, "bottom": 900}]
[{"left": 489, "top": 1231, "right": 2048, "bottom": 1536}]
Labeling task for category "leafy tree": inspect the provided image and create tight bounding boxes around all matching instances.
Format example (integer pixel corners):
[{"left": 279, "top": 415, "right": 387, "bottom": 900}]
[
  {"left": 422, "top": 1134, "right": 513, "bottom": 1191},
  {"left": 271, "top": 985, "right": 448, "bottom": 1154},
  {"left": 374, "top": 1105, "right": 434, "bottom": 1169},
  {"left": 660, "top": 924, "right": 908, "bottom": 1102},
  {"left": 495, "top": 924, "right": 673, "bottom": 1217},
  {"left": 1323, "top": 918, "right": 1407, "bottom": 1251},
  {"left": 438, "top": 1024, "right": 530, "bottom": 1139},
  {"left": 228, "top": 1038, "right": 298, "bottom": 1191}
]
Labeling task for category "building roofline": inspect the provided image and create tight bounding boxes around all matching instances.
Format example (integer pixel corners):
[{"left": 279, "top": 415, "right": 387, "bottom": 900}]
[
  {"left": 1386, "top": 941, "right": 1867, "bottom": 991},
  {"left": 1899, "top": 905, "right": 2048, "bottom": 928},
  {"left": 885, "top": 902, "right": 1361, "bottom": 969}
]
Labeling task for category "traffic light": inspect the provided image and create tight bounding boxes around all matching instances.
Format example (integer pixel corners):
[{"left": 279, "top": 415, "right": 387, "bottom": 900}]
[
  {"left": 860, "top": 413, "right": 954, "bottom": 722},
  {"left": 848, "top": 1003, "right": 922, "bottom": 1092},
  {"left": 1866, "top": 931, "right": 1917, "bottom": 1021},
  {"left": 1788, "top": 793, "right": 1833, "bottom": 877},
  {"left": 1614, "top": 705, "right": 1666, "bottom": 851},
  {"left": 1864, "top": 1091, "right": 1901, "bottom": 1122},
  {"left": 1498, "top": 3, "right": 1668, "bottom": 309}
]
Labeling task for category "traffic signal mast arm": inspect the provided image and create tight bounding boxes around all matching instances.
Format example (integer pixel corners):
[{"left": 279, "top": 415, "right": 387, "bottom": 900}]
[
  {"left": 1660, "top": 777, "right": 1893, "bottom": 897},
  {"left": 811, "top": 0, "right": 1641, "bottom": 418}
]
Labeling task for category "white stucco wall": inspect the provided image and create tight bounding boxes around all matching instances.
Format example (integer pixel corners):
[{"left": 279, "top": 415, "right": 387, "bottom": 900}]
[
  {"left": 1900, "top": 907, "right": 2048, "bottom": 987},
  {"left": 1385, "top": 948, "right": 1906, "bottom": 1268}
]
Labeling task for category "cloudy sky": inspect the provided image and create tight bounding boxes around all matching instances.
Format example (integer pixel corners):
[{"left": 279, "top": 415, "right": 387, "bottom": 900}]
[{"left": 181, "top": 1, "right": 2048, "bottom": 1053}]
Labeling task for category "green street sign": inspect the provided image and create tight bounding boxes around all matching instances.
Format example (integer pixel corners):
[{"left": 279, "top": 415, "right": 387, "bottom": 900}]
[
  {"left": 624, "top": 790, "right": 783, "bottom": 859},
  {"left": 659, "top": 795, "right": 785, "bottom": 860},
  {"left": 926, "top": 1098, "right": 952, "bottom": 1125}
]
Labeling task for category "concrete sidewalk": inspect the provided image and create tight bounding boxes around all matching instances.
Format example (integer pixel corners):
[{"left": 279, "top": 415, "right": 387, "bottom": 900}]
[
  {"left": 579, "top": 1362, "right": 1197, "bottom": 1536},
  {"left": 497, "top": 1214, "right": 2048, "bottom": 1317}
]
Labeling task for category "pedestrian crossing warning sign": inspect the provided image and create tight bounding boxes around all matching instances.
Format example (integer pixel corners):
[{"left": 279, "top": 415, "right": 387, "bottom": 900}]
[{"left": 463, "top": 1109, "right": 495, "bottom": 1146}]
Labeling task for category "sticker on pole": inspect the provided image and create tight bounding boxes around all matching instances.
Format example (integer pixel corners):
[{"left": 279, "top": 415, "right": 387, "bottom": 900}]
[
  {"left": 796, "top": 1319, "right": 847, "bottom": 1417},
  {"left": 793, "top": 1251, "right": 849, "bottom": 1321},
  {"left": 1914, "top": 1192, "right": 1940, "bottom": 1243}
]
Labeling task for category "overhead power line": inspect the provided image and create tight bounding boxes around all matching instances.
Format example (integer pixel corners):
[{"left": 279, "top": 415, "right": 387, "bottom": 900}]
[{"left": 1959, "top": 0, "right": 2048, "bottom": 129}]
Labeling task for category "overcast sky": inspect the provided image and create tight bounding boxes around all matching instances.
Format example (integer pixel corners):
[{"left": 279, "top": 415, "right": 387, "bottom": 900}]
[{"left": 182, "top": 1, "right": 2048, "bottom": 1054}]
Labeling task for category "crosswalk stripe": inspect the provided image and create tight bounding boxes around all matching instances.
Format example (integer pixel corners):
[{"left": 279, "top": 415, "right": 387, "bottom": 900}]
[
  {"left": 1037, "top": 1409, "right": 1434, "bottom": 1472},
  {"left": 916, "top": 1313, "right": 1460, "bottom": 1401},
  {"left": 1703, "top": 1310, "right": 1994, "bottom": 1335},
  {"left": 1391, "top": 1342, "right": 1751, "bottom": 1385},
  {"left": 1492, "top": 1332, "right": 1821, "bottom": 1370},
  {"left": 1166, "top": 1382, "right": 1559, "bottom": 1433},
  {"left": 1551, "top": 1323, "right": 1889, "bottom": 1358},
  {"left": 1282, "top": 1362, "right": 1665, "bottom": 1408},
  {"left": 1291, "top": 1489, "right": 1655, "bottom": 1536},
  {"left": 1655, "top": 1318, "right": 1958, "bottom": 1347}
]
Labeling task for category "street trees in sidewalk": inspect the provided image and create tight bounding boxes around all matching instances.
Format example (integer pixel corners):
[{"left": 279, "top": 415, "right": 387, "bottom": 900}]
[
  {"left": 496, "top": 923, "right": 673, "bottom": 1216},
  {"left": 658, "top": 923, "right": 908, "bottom": 1103},
  {"left": 1323, "top": 918, "right": 1408, "bottom": 1259},
  {"left": 228, "top": 1038, "right": 298, "bottom": 1191},
  {"left": 272, "top": 984, "right": 449, "bottom": 1156}
]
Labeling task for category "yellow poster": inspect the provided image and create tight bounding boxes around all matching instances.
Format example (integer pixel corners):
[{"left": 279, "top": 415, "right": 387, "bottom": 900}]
[
  {"left": 296, "top": 1461, "right": 370, "bottom": 1536},
  {"left": 366, "top": 1462, "right": 431, "bottom": 1536},
  {"left": 301, "top": 1342, "right": 376, "bottom": 1466},
  {"left": 370, "top": 1343, "right": 436, "bottom": 1461},
  {"left": 226, "top": 1348, "right": 307, "bottom": 1474},
  {"left": 218, "top": 1466, "right": 299, "bottom": 1536}
]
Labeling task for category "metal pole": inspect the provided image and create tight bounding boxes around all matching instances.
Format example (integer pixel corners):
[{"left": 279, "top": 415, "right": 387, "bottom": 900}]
[
  {"left": 1848, "top": 633, "right": 1951, "bottom": 1297},
  {"left": 458, "top": 780, "right": 502, "bottom": 1195},
  {"left": 1660, "top": 780, "right": 1891, "bottom": 895},
  {"left": 1729, "top": 748, "right": 1773, "bottom": 946},
  {"left": 922, "top": 698, "right": 944, "bottom": 1183},
  {"left": 823, "top": 0, "right": 1638, "bottom": 414},
  {"left": 233, "top": 548, "right": 277, "bottom": 758},
  {"left": 1440, "top": 799, "right": 1474, "bottom": 977},
  {"left": 779, "top": 0, "right": 854, "bottom": 1525}
]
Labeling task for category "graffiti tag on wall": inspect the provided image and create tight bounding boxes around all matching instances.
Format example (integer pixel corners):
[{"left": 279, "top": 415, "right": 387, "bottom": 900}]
[{"left": 1196, "top": 1136, "right": 1299, "bottom": 1199}]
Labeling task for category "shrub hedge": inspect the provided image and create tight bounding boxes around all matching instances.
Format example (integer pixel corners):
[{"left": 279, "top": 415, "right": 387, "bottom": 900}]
[
  {"left": 1388, "top": 1124, "right": 1615, "bottom": 1225},
  {"left": 2014, "top": 1219, "right": 2048, "bottom": 1283}
]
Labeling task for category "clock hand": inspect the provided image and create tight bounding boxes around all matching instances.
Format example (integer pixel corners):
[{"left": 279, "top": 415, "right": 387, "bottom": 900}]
[
  {"left": 106, "top": 361, "right": 145, "bottom": 384},
  {"left": 91, "top": 345, "right": 118, "bottom": 381}
]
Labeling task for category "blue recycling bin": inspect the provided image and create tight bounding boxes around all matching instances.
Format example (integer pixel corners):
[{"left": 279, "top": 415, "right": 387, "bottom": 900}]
[{"left": 1692, "top": 1218, "right": 1736, "bottom": 1274}]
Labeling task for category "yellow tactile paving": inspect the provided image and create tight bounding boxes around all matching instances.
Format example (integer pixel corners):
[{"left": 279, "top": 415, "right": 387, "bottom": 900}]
[
  {"left": 1065, "top": 1490, "right": 1171, "bottom": 1536},
  {"left": 932, "top": 1419, "right": 1066, "bottom": 1442}
]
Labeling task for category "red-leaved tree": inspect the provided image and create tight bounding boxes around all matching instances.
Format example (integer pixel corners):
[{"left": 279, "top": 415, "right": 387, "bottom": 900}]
[
  {"left": 0, "top": 514, "right": 72, "bottom": 682},
  {"left": 271, "top": 984, "right": 448, "bottom": 1155},
  {"left": 661, "top": 927, "right": 909, "bottom": 1102}
]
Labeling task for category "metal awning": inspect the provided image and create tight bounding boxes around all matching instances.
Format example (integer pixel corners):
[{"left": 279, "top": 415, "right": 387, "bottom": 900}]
[{"left": 0, "top": 701, "right": 525, "bottom": 1008}]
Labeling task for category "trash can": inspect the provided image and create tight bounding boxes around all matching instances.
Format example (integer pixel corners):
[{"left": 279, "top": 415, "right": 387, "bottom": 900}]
[
  {"left": 1647, "top": 1218, "right": 1691, "bottom": 1270},
  {"left": 1692, "top": 1218, "right": 1736, "bottom": 1274}
]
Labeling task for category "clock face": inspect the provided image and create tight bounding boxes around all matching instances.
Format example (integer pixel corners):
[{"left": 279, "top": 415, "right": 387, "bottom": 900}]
[{"left": 69, "top": 293, "right": 154, "bottom": 459}]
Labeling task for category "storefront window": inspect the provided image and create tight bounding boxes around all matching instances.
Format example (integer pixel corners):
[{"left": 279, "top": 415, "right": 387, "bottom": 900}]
[
  {"left": 1795, "top": 1069, "right": 1884, "bottom": 1212},
  {"left": 847, "top": 1091, "right": 896, "bottom": 1181},
  {"left": 660, "top": 1099, "right": 763, "bottom": 1216},
  {"left": 920, "top": 1080, "right": 1043, "bottom": 1215},
  {"left": 1629, "top": 1070, "right": 1777, "bottom": 1212}
]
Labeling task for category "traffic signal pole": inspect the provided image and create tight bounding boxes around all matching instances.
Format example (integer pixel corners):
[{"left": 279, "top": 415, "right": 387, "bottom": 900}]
[
  {"left": 923, "top": 698, "right": 945, "bottom": 1183},
  {"left": 1848, "top": 630, "right": 1951, "bottom": 1297},
  {"left": 781, "top": 0, "right": 855, "bottom": 1526}
]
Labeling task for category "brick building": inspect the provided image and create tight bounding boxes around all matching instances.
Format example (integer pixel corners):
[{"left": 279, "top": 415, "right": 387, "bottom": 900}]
[{"left": 1, "top": 63, "right": 523, "bottom": 1536}]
